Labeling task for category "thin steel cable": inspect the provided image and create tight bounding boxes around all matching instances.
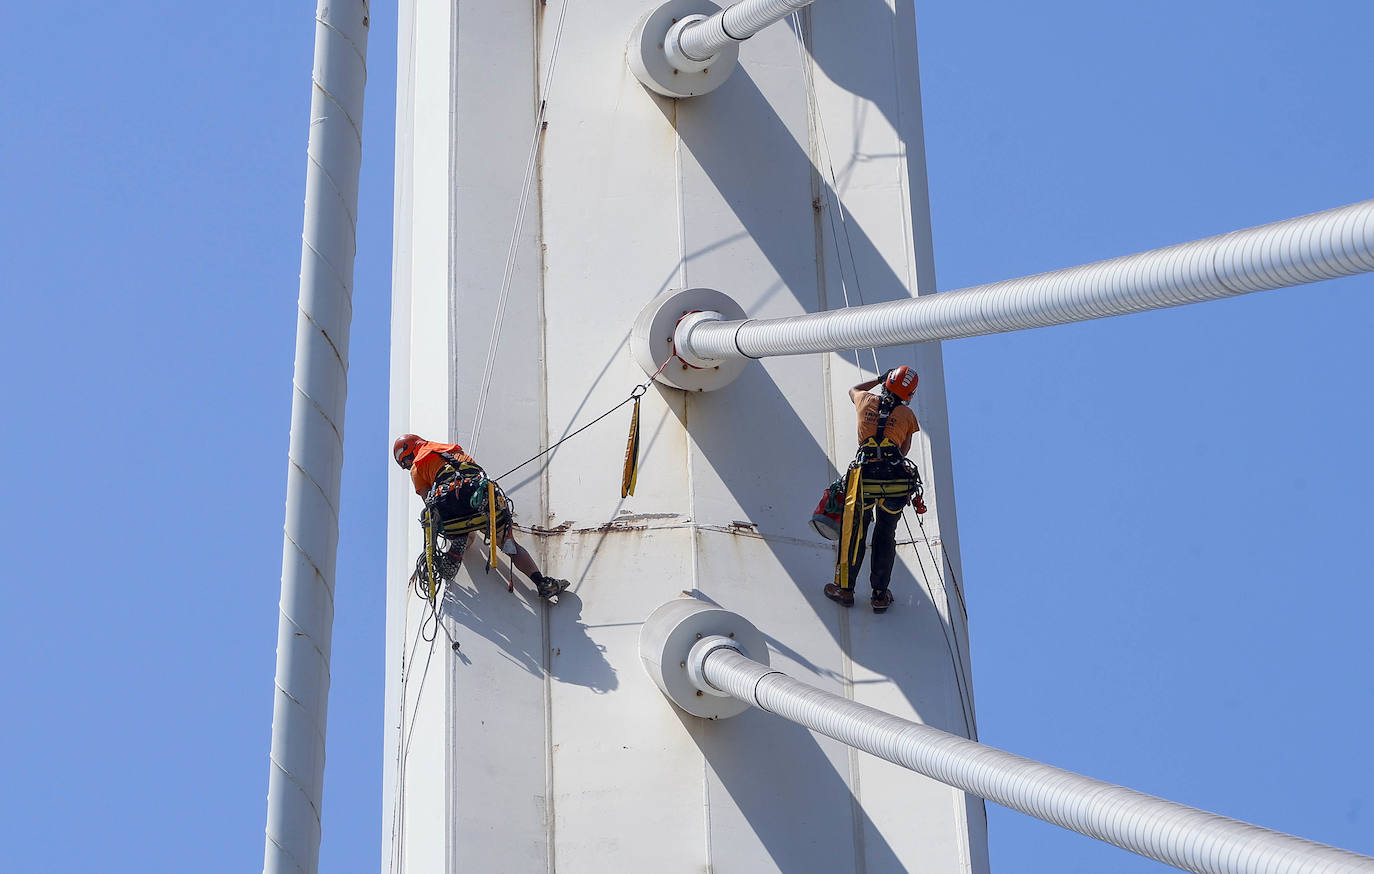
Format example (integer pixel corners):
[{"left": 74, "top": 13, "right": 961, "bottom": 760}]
[
  {"left": 493, "top": 355, "right": 670, "bottom": 481},
  {"left": 494, "top": 388, "right": 640, "bottom": 481}
]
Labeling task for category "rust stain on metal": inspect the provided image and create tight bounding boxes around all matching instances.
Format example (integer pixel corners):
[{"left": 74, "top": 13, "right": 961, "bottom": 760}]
[
  {"left": 594, "top": 521, "right": 650, "bottom": 533},
  {"left": 529, "top": 521, "right": 574, "bottom": 535}
]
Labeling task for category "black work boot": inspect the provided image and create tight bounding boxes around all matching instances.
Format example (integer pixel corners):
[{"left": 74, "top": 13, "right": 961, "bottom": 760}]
[
  {"left": 824, "top": 583, "right": 854, "bottom": 607},
  {"left": 871, "top": 589, "right": 895, "bottom": 614},
  {"left": 534, "top": 574, "right": 570, "bottom": 601}
]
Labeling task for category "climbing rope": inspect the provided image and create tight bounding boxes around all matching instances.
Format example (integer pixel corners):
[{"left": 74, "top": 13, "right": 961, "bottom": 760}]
[
  {"left": 908, "top": 510, "right": 978, "bottom": 737},
  {"left": 791, "top": 13, "right": 978, "bottom": 737},
  {"left": 392, "top": 8, "right": 575, "bottom": 869},
  {"left": 388, "top": 613, "right": 435, "bottom": 874},
  {"left": 470, "top": 0, "right": 574, "bottom": 450},
  {"left": 389, "top": 627, "right": 441, "bottom": 874},
  {"left": 792, "top": 14, "right": 870, "bottom": 376},
  {"left": 917, "top": 511, "right": 969, "bottom": 622}
]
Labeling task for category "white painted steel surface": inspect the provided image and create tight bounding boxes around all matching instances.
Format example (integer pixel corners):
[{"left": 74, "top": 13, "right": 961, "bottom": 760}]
[
  {"left": 266, "top": 3, "right": 369, "bottom": 873},
  {"left": 695, "top": 645, "right": 1374, "bottom": 874},
  {"left": 683, "top": 198, "right": 1374, "bottom": 360},
  {"left": 386, "top": 1, "right": 985, "bottom": 871}
]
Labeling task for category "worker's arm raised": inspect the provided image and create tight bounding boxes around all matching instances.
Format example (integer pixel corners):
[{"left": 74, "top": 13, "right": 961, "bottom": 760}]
[{"left": 849, "top": 373, "right": 887, "bottom": 405}]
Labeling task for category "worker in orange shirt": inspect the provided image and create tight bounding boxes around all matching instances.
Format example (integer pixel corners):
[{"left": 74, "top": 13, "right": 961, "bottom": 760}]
[
  {"left": 824, "top": 366, "right": 924, "bottom": 613},
  {"left": 393, "top": 434, "right": 569, "bottom": 602}
]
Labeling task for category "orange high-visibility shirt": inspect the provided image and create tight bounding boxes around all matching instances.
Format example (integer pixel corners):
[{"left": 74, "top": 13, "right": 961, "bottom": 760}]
[
  {"left": 855, "top": 393, "right": 918, "bottom": 455},
  {"left": 409, "top": 441, "right": 476, "bottom": 496}
]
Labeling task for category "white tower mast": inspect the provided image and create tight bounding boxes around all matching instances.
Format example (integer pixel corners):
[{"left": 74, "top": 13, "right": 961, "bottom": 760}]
[
  {"left": 377, "top": 1, "right": 1374, "bottom": 871},
  {"left": 385, "top": 0, "right": 983, "bottom": 871}
]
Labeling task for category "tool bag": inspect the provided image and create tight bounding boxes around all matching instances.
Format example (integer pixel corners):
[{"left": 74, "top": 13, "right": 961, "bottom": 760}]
[{"left": 809, "top": 476, "right": 847, "bottom": 541}]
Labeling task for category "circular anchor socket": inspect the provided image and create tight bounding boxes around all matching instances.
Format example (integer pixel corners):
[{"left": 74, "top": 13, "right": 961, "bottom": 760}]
[
  {"left": 626, "top": 0, "right": 739, "bottom": 99},
  {"left": 673, "top": 310, "right": 725, "bottom": 369},
  {"left": 630, "top": 287, "right": 747, "bottom": 392},
  {"left": 687, "top": 635, "right": 742, "bottom": 697},
  {"left": 663, "top": 16, "right": 714, "bottom": 73},
  {"left": 639, "top": 598, "right": 768, "bottom": 719}
]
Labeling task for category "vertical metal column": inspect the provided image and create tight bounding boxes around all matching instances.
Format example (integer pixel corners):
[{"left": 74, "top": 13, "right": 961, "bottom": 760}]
[{"left": 264, "top": 3, "right": 369, "bottom": 872}]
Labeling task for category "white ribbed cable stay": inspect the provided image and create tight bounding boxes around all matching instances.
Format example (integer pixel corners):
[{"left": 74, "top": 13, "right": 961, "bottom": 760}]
[
  {"left": 676, "top": 0, "right": 818, "bottom": 62},
  {"left": 680, "top": 199, "right": 1374, "bottom": 361},
  {"left": 266, "top": 3, "right": 368, "bottom": 873},
  {"left": 698, "top": 644, "right": 1374, "bottom": 874}
]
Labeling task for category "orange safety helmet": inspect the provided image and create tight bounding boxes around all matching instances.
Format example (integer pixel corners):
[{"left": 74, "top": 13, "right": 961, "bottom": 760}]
[
  {"left": 393, "top": 433, "right": 423, "bottom": 468},
  {"left": 884, "top": 366, "right": 918, "bottom": 402}
]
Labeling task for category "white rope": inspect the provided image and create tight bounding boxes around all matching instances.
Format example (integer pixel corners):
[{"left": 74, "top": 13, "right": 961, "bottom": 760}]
[
  {"left": 388, "top": 607, "right": 442, "bottom": 874},
  {"left": 794, "top": 18, "right": 977, "bottom": 736},
  {"left": 469, "top": 0, "right": 573, "bottom": 449},
  {"left": 792, "top": 18, "right": 876, "bottom": 375}
]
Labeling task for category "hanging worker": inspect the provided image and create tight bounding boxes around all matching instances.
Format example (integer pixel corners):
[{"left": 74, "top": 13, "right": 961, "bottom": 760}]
[
  {"left": 824, "top": 366, "right": 926, "bottom": 613},
  {"left": 393, "top": 434, "right": 570, "bottom": 602}
]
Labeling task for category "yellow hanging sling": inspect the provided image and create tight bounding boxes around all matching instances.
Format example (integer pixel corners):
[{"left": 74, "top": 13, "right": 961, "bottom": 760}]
[
  {"left": 486, "top": 480, "right": 499, "bottom": 571},
  {"left": 621, "top": 391, "right": 642, "bottom": 498},
  {"left": 421, "top": 509, "right": 439, "bottom": 602},
  {"left": 834, "top": 465, "right": 865, "bottom": 590}
]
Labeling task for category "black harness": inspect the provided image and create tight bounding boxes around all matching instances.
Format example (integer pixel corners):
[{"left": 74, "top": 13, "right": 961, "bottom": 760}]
[
  {"left": 424, "top": 452, "right": 511, "bottom": 538},
  {"left": 852, "top": 399, "right": 922, "bottom": 506},
  {"left": 414, "top": 452, "right": 515, "bottom": 595}
]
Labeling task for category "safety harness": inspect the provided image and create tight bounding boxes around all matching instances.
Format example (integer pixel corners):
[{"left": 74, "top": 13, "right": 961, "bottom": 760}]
[
  {"left": 834, "top": 399, "right": 925, "bottom": 591},
  {"left": 413, "top": 452, "right": 514, "bottom": 601}
]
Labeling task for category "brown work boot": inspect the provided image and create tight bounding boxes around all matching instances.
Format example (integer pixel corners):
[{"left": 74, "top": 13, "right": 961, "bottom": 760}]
[
  {"left": 823, "top": 583, "right": 854, "bottom": 607},
  {"left": 871, "top": 589, "right": 895, "bottom": 614}
]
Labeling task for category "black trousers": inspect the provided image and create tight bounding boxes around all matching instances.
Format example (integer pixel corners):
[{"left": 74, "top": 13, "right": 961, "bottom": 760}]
[{"left": 844, "top": 498, "right": 905, "bottom": 591}]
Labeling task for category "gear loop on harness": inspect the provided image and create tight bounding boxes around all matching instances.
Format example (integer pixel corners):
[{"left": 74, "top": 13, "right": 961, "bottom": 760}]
[{"left": 413, "top": 451, "right": 516, "bottom": 596}]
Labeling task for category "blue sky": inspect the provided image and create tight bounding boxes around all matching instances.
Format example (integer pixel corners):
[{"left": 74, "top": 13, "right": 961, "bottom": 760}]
[{"left": 1, "top": 2, "right": 1369, "bottom": 872}]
